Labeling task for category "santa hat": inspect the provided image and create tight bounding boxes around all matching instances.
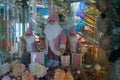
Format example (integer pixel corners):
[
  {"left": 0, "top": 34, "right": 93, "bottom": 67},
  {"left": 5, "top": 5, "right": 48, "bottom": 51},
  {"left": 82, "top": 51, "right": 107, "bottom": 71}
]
[
  {"left": 47, "top": 8, "right": 59, "bottom": 23},
  {"left": 70, "top": 26, "right": 76, "bottom": 35},
  {"left": 25, "top": 23, "right": 33, "bottom": 36}
]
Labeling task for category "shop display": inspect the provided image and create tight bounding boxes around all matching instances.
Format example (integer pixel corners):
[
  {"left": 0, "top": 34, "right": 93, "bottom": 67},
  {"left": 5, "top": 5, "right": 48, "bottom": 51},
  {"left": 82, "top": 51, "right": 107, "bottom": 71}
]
[{"left": 0, "top": 0, "right": 113, "bottom": 80}]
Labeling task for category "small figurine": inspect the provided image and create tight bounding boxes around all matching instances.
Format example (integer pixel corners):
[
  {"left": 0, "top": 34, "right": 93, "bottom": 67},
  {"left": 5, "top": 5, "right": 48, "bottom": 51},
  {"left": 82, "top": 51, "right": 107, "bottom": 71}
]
[
  {"left": 44, "top": 8, "right": 66, "bottom": 68},
  {"left": 24, "top": 23, "right": 39, "bottom": 53},
  {"left": 69, "top": 26, "right": 81, "bottom": 53}
]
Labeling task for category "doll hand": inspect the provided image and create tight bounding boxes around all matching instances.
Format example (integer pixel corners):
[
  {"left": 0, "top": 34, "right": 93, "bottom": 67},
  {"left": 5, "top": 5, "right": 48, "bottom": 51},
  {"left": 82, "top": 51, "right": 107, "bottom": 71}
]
[{"left": 60, "top": 48, "right": 65, "bottom": 54}]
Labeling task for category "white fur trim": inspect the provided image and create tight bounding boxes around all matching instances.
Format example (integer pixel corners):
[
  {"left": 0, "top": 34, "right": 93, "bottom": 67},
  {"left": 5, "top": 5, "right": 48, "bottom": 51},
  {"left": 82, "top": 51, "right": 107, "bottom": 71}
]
[
  {"left": 60, "top": 44, "right": 66, "bottom": 49},
  {"left": 49, "top": 40, "right": 61, "bottom": 56},
  {"left": 45, "top": 39, "right": 61, "bottom": 56}
]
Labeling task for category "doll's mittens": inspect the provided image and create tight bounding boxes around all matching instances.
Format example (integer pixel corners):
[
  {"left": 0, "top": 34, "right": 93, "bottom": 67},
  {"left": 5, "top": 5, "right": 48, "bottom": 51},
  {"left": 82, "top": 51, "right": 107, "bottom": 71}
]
[{"left": 60, "top": 48, "right": 65, "bottom": 54}]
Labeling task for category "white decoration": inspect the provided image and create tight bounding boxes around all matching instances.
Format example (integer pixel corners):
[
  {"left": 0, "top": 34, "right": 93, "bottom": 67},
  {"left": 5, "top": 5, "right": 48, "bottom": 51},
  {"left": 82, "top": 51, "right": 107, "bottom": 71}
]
[
  {"left": 29, "top": 62, "right": 48, "bottom": 78},
  {"left": 0, "top": 63, "right": 10, "bottom": 75}
]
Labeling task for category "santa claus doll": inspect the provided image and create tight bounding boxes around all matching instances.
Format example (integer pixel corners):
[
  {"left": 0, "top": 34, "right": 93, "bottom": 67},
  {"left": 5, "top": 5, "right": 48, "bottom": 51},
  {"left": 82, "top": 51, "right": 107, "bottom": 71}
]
[
  {"left": 21, "top": 23, "right": 39, "bottom": 67},
  {"left": 23, "top": 23, "right": 39, "bottom": 53},
  {"left": 69, "top": 26, "right": 81, "bottom": 53},
  {"left": 44, "top": 9, "right": 66, "bottom": 68}
]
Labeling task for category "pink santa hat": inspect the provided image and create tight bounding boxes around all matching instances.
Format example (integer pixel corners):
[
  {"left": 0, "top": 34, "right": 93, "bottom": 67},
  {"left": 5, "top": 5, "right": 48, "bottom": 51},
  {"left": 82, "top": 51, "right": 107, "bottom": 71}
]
[
  {"left": 70, "top": 26, "right": 76, "bottom": 36},
  {"left": 25, "top": 23, "right": 33, "bottom": 36},
  {"left": 47, "top": 7, "right": 59, "bottom": 23}
]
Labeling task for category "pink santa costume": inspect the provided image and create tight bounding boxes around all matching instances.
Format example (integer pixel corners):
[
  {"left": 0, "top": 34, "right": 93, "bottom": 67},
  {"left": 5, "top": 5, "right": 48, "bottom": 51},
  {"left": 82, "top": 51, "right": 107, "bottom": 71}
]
[
  {"left": 44, "top": 9, "right": 66, "bottom": 67},
  {"left": 69, "top": 26, "right": 81, "bottom": 53},
  {"left": 24, "top": 23, "right": 39, "bottom": 53}
]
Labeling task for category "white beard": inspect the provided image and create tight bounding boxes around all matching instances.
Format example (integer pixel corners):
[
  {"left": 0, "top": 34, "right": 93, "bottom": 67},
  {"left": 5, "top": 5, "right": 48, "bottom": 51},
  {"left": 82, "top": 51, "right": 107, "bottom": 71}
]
[
  {"left": 24, "top": 36, "right": 35, "bottom": 52},
  {"left": 44, "top": 22, "right": 62, "bottom": 41}
]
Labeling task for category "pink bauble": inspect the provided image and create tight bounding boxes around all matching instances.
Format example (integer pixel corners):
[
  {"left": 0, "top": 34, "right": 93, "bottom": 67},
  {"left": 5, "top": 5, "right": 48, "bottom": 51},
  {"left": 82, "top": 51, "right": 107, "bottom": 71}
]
[{"left": 2, "top": 76, "right": 11, "bottom": 80}]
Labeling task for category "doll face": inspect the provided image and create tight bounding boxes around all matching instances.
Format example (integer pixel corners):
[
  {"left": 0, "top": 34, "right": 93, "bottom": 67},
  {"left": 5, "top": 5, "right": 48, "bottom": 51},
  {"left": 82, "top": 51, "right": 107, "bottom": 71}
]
[
  {"left": 26, "top": 34, "right": 31, "bottom": 37},
  {"left": 49, "top": 20, "right": 55, "bottom": 25}
]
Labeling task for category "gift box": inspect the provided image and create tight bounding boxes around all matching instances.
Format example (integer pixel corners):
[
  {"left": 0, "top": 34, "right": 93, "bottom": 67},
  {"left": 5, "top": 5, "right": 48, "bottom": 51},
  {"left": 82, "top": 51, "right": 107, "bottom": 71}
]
[
  {"left": 72, "top": 54, "right": 82, "bottom": 68},
  {"left": 31, "top": 52, "right": 44, "bottom": 65},
  {"left": 61, "top": 55, "right": 70, "bottom": 67}
]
